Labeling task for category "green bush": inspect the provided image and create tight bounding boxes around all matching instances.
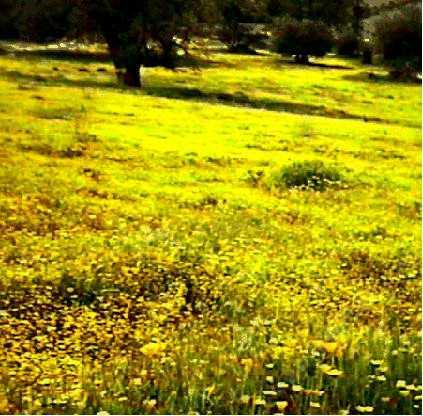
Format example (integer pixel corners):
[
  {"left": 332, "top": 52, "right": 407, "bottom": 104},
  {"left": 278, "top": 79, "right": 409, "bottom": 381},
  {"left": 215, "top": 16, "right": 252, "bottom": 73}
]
[
  {"left": 374, "top": 4, "right": 422, "bottom": 76},
  {"left": 271, "top": 160, "right": 342, "bottom": 190},
  {"left": 274, "top": 19, "right": 334, "bottom": 63},
  {"left": 218, "top": 24, "right": 269, "bottom": 54}
]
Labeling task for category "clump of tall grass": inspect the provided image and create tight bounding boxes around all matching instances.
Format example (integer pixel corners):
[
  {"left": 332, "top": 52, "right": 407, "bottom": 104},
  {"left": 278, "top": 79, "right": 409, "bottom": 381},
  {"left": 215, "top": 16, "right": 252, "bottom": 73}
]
[{"left": 271, "top": 160, "right": 343, "bottom": 191}]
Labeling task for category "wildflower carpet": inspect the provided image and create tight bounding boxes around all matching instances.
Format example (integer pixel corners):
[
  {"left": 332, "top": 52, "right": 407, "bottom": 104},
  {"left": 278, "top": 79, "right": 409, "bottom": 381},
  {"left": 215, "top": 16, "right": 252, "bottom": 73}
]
[{"left": 0, "top": 42, "right": 421, "bottom": 414}]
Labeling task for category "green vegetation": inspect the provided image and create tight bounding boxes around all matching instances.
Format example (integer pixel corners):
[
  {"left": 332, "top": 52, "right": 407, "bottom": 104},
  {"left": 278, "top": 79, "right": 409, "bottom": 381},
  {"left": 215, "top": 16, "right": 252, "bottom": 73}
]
[
  {"left": 269, "top": 160, "right": 342, "bottom": 190},
  {"left": 374, "top": 3, "right": 422, "bottom": 78},
  {"left": 274, "top": 19, "right": 334, "bottom": 64},
  {"left": 0, "top": 42, "right": 421, "bottom": 414}
]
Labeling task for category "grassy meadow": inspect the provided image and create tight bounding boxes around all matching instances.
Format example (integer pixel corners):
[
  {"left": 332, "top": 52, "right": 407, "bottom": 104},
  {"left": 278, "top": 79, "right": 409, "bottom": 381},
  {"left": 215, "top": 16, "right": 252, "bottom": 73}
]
[{"left": 0, "top": 41, "right": 421, "bottom": 414}]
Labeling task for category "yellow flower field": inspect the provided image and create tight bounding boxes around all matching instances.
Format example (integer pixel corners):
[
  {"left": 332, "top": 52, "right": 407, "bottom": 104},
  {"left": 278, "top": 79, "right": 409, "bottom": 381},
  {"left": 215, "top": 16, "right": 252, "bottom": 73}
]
[{"left": 0, "top": 41, "right": 421, "bottom": 414}]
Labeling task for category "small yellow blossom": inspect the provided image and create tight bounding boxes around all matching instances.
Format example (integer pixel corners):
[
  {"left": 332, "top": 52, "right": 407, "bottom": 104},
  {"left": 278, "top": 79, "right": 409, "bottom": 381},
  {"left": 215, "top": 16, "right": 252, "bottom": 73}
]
[{"left": 276, "top": 401, "right": 288, "bottom": 411}]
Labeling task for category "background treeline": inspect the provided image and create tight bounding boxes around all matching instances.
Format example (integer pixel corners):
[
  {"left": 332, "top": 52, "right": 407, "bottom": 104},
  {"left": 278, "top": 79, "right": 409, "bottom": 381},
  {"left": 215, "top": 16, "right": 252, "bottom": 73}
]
[{"left": 0, "top": 0, "right": 421, "bottom": 86}]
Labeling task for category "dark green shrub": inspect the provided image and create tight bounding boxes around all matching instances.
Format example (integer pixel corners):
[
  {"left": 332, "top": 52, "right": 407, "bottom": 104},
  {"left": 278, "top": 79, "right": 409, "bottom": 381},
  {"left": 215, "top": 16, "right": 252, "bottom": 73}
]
[
  {"left": 218, "top": 24, "right": 269, "bottom": 54},
  {"left": 16, "top": 0, "right": 74, "bottom": 43},
  {"left": 271, "top": 160, "right": 342, "bottom": 190},
  {"left": 274, "top": 19, "right": 334, "bottom": 63},
  {"left": 374, "top": 4, "right": 422, "bottom": 76}
]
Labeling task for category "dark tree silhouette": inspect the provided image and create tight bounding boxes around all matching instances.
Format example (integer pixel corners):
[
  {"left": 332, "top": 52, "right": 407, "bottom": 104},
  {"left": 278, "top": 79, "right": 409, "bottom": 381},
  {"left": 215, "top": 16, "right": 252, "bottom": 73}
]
[
  {"left": 1, "top": 0, "right": 211, "bottom": 87},
  {"left": 73, "top": 0, "right": 208, "bottom": 87}
]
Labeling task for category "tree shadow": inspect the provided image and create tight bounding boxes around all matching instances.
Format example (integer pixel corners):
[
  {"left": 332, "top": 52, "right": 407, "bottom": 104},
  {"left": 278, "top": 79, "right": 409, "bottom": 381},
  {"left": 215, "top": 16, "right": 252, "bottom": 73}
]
[
  {"left": 173, "top": 54, "right": 234, "bottom": 69},
  {"left": 214, "top": 47, "right": 265, "bottom": 56},
  {"left": 6, "top": 47, "right": 225, "bottom": 70},
  {"left": 0, "top": 67, "right": 390, "bottom": 124},
  {"left": 343, "top": 71, "right": 422, "bottom": 85},
  {"left": 0, "top": 68, "right": 118, "bottom": 89},
  {"left": 282, "top": 59, "right": 354, "bottom": 70},
  {"left": 7, "top": 48, "right": 111, "bottom": 64},
  {"left": 144, "top": 85, "right": 387, "bottom": 122}
]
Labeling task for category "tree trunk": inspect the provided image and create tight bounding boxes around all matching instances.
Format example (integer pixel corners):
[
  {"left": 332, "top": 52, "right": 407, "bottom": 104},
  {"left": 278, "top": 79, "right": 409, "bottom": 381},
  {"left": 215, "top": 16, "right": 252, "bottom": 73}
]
[
  {"left": 122, "top": 64, "right": 142, "bottom": 88},
  {"left": 114, "top": 63, "right": 142, "bottom": 88},
  {"left": 353, "top": 0, "right": 364, "bottom": 39},
  {"left": 106, "top": 38, "right": 142, "bottom": 88},
  {"left": 362, "top": 48, "right": 372, "bottom": 65},
  {"left": 159, "top": 37, "right": 176, "bottom": 69},
  {"left": 295, "top": 54, "right": 309, "bottom": 64}
]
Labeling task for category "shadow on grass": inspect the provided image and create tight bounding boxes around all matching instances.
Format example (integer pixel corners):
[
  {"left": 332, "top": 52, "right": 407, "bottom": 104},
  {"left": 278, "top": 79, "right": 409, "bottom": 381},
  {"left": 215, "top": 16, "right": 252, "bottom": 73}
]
[
  {"left": 281, "top": 59, "right": 354, "bottom": 70},
  {"left": 0, "top": 67, "right": 390, "bottom": 123},
  {"left": 143, "top": 84, "right": 381, "bottom": 121},
  {"left": 0, "top": 68, "right": 118, "bottom": 89},
  {"left": 6, "top": 48, "right": 111, "bottom": 64},
  {"left": 343, "top": 71, "right": 422, "bottom": 85},
  {"left": 211, "top": 47, "right": 265, "bottom": 56},
  {"left": 6, "top": 48, "right": 224, "bottom": 69}
]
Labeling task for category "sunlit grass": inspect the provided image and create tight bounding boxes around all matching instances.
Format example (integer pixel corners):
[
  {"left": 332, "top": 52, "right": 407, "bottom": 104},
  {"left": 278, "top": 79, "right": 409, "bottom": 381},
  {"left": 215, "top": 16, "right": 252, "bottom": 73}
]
[{"left": 0, "top": 41, "right": 421, "bottom": 414}]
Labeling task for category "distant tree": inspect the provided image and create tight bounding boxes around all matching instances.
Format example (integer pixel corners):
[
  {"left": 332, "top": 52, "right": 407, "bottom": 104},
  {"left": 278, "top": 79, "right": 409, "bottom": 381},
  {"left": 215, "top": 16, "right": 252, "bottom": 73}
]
[
  {"left": 336, "top": 0, "right": 370, "bottom": 57},
  {"left": 72, "top": 0, "right": 210, "bottom": 87},
  {"left": 0, "top": 0, "right": 21, "bottom": 39},
  {"left": 351, "top": 0, "right": 370, "bottom": 41},
  {"left": 368, "top": 0, "right": 421, "bottom": 15},
  {"left": 217, "top": 0, "right": 270, "bottom": 54},
  {"left": 336, "top": 28, "right": 360, "bottom": 57},
  {"left": 269, "top": 0, "right": 355, "bottom": 27},
  {"left": 16, "top": 0, "right": 74, "bottom": 43},
  {"left": 374, "top": 3, "right": 422, "bottom": 78},
  {"left": 271, "top": 0, "right": 368, "bottom": 61},
  {"left": 1, "top": 0, "right": 212, "bottom": 87},
  {"left": 274, "top": 18, "right": 334, "bottom": 63},
  {"left": 336, "top": 1, "right": 371, "bottom": 58}
]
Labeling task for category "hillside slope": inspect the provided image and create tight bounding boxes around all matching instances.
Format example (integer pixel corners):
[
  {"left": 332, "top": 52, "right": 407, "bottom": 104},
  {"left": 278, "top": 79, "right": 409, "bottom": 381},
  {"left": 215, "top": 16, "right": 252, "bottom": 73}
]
[{"left": 0, "top": 45, "right": 421, "bottom": 414}]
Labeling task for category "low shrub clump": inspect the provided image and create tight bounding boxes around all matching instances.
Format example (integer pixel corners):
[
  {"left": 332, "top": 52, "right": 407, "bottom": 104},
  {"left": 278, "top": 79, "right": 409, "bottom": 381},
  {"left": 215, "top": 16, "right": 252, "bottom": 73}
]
[
  {"left": 374, "top": 4, "right": 422, "bottom": 79},
  {"left": 274, "top": 19, "right": 334, "bottom": 64},
  {"left": 218, "top": 24, "right": 269, "bottom": 55},
  {"left": 271, "top": 160, "right": 342, "bottom": 190}
]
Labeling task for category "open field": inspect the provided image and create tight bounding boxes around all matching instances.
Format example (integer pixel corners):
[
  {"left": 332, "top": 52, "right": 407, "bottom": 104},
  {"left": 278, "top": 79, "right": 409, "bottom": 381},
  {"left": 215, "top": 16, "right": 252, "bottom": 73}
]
[{"left": 0, "top": 42, "right": 421, "bottom": 414}]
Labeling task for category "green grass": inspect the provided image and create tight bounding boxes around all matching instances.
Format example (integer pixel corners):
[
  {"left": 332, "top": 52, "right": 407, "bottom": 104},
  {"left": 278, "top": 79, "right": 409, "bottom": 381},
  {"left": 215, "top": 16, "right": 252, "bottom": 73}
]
[{"left": 0, "top": 41, "right": 421, "bottom": 415}]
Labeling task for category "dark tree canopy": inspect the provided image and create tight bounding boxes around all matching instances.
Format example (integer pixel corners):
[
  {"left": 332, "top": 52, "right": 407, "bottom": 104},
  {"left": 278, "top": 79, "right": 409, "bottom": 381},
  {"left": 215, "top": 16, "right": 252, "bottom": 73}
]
[
  {"left": 0, "top": 0, "right": 75, "bottom": 41},
  {"left": 267, "top": 0, "right": 356, "bottom": 27},
  {"left": 73, "top": 0, "right": 211, "bottom": 86},
  {"left": 374, "top": 3, "right": 422, "bottom": 76},
  {"left": 2, "top": 0, "right": 419, "bottom": 87},
  {"left": 0, "top": 0, "right": 23, "bottom": 39},
  {"left": 270, "top": 0, "right": 346, "bottom": 63},
  {"left": 216, "top": 0, "right": 270, "bottom": 53},
  {"left": 1, "top": 0, "right": 213, "bottom": 87},
  {"left": 274, "top": 18, "right": 334, "bottom": 63}
]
